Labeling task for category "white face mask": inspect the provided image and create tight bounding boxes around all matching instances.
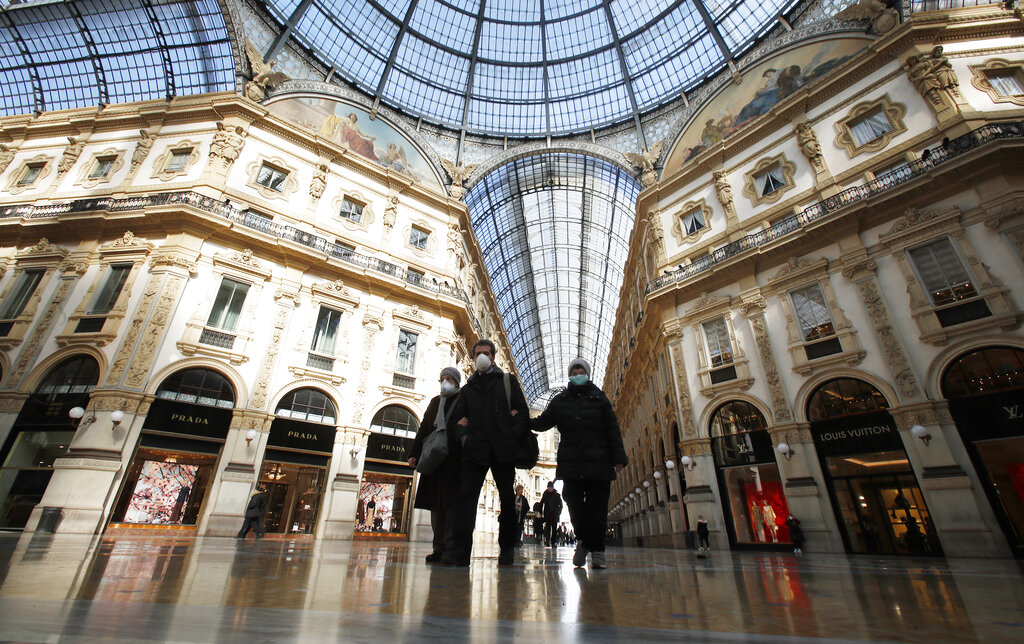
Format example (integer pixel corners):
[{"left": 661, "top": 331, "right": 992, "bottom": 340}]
[
  {"left": 475, "top": 353, "right": 492, "bottom": 372},
  {"left": 440, "top": 380, "right": 456, "bottom": 394}
]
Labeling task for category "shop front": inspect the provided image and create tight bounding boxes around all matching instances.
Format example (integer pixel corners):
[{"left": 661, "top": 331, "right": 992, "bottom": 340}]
[
  {"left": 710, "top": 400, "right": 792, "bottom": 549},
  {"left": 356, "top": 432, "right": 416, "bottom": 538},
  {"left": 0, "top": 356, "right": 98, "bottom": 530},
  {"left": 808, "top": 378, "right": 940, "bottom": 556},
  {"left": 258, "top": 417, "right": 333, "bottom": 535},
  {"left": 109, "top": 369, "right": 234, "bottom": 530},
  {"left": 942, "top": 346, "right": 1024, "bottom": 557}
]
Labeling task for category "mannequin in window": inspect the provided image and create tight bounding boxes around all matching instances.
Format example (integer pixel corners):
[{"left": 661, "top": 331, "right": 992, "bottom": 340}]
[
  {"left": 761, "top": 502, "right": 777, "bottom": 542},
  {"left": 750, "top": 501, "right": 765, "bottom": 542}
]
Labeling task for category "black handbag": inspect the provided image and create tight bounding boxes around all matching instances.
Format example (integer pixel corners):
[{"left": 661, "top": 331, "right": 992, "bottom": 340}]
[
  {"left": 417, "top": 426, "right": 448, "bottom": 475},
  {"left": 503, "top": 373, "right": 539, "bottom": 469}
]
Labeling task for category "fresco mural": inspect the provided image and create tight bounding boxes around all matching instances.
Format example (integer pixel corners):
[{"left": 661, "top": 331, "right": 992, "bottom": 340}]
[
  {"left": 665, "top": 38, "right": 870, "bottom": 175},
  {"left": 266, "top": 95, "right": 442, "bottom": 190}
]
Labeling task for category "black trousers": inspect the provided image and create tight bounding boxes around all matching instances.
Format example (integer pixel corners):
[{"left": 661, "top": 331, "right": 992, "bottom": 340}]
[
  {"left": 237, "top": 516, "right": 263, "bottom": 538},
  {"left": 452, "top": 455, "right": 516, "bottom": 556},
  {"left": 430, "top": 506, "right": 456, "bottom": 554},
  {"left": 561, "top": 478, "right": 610, "bottom": 553}
]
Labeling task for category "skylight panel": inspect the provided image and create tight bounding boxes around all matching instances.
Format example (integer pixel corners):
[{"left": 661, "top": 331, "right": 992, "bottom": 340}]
[
  {"left": 484, "top": 1, "right": 542, "bottom": 22},
  {"left": 386, "top": 68, "right": 464, "bottom": 124},
  {"left": 375, "top": 0, "right": 415, "bottom": 19},
  {"left": 265, "top": 0, "right": 304, "bottom": 20},
  {"left": 467, "top": 97, "right": 546, "bottom": 136},
  {"left": 410, "top": 1, "right": 477, "bottom": 53},
  {"left": 472, "top": 63, "right": 546, "bottom": 101},
  {"left": 395, "top": 36, "right": 470, "bottom": 92},
  {"left": 546, "top": 0, "right": 600, "bottom": 21},
  {"left": 609, "top": 0, "right": 673, "bottom": 35},
  {"left": 478, "top": 20, "right": 543, "bottom": 63},
  {"left": 544, "top": 8, "right": 612, "bottom": 61}
]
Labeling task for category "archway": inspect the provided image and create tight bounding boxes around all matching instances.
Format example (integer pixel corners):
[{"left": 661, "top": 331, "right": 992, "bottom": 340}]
[{"left": 356, "top": 404, "right": 420, "bottom": 537}]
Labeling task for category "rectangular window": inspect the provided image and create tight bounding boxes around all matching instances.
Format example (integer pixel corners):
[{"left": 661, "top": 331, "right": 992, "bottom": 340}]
[
  {"left": 396, "top": 329, "right": 418, "bottom": 374},
  {"left": 754, "top": 165, "right": 786, "bottom": 196},
  {"left": 206, "top": 278, "right": 250, "bottom": 331},
  {"left": 406, "top": 267, "right": 424, "bottom": 285},
  {"left": 790, "top": 283, "right": 836, "bottom": 342},
  {"left": 333, "top": 240, "right": 356, "bottom": 259},
  {"left": 908, "top": 239, "right": 977, "bottom": 306},
  {"left": 17, "top": 163, "right": 44, "bottom": 187},
  {"left": 681, "top": 209, "right": 706, "bottom": 235},
  {"left": 243, "top": 210, "right": 273, "bottom": 233},
  {"left": 165, "top": 149, "right": 191, "bottom": 172},
  {"left": 849, "top": 110, "right": 894, "bottom": 147},
  {"left": 89, "top": 156, "right": 117, "bottom": 179},
  {"left": 0, "top": 268, "right": 45, "bottom": 319},
  {"left": 256, "top": 163, "right": 288, "bottom": 191},
  {"left": 340, "top": 197, "right": 364, "bottom": 223},
  {"left": 311, "top": 305, "right": 342, "bottom": 355},
  {"left": 410, "top": 226, "right": 430, "bottom": 250},
  {"left": 89, "top": 263, "right": 132, "bottom": 314},
  {"left": 702, "top": 317, "right": 734, "bottom": 368},
  {"left": 987, "top": 70, "right": 1024, "bottom": 96}
]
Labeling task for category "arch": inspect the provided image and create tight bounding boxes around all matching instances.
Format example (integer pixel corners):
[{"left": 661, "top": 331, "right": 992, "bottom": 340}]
[
  {"left": 807, "top": 377, "right": 890, "bottom": 423},
  {"left": 275, "top": 387, "right": 338, "bottom": 425},
  {"left": 708, "top": 399, "right": 770, "bottom": 438},
  {"left": 13, "top": 345, "right": 107, "bottom": 395},
  {"left": 154, "top": 367, "right": 237, "bottom": 409},
  {"left": 925, "top": 334, "right": 1024, "bottom": 401},
  {"left": 940, "top": 345, "right": 1024, "bottom": 399},
  {"left": 266, "top": 377, "right": 344, "bottom": 418},
  {"left": 32, "top": 354, "right": 101, "bottom": 396},
  {"left": 464, "top": 143, "right": 634, "bottom": 195},
  {"left": 368, "top": 403, "right": 420, "bottom": 439},
  {"left": 145, "top": 357, "right": 248, "bottom": 409},
  {"left": 791, "top": 368, "right": 899, "bottom": 425},
  {"left": 697, "top": 392, "right": 772, "bottom": 438},
  {"left": 364, "top": 397, "right": 427, "bottom": 428}
]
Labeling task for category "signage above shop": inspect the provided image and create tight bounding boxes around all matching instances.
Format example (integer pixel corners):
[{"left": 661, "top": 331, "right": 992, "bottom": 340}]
[
  {"left": 810, "top": 411, "right": 903, "bottom": 457},
  {"left": 143, "top": 398, "right": 232, "bottom": 440},
  {"left": 366, "top": 432, "right": 415, "bottom": 465},
  {"left": 268, "top": 418, "right": 336, "bottom": 454},
  {"left": 948, "top": 391, "right": 1024, "bottom": 441}
]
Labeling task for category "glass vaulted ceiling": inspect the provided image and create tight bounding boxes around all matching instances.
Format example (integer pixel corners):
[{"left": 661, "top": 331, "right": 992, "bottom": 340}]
[
  {"left": 266, "top": 0, "right": 802, "bottom": 137},
  {"left": 465, "top": 154, "right": 641, "bottom": 407}
]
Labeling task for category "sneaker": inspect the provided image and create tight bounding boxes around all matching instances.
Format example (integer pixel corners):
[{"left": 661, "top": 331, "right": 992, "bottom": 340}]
[
  {"left": 591, "top": 551, "right": 607, "bottom": 569},
  {"left": 498, "top": 549, "right": 514, "bottom": 566},
  {"left": 573, "top": 545, "right": 589, "bottom": 567}
]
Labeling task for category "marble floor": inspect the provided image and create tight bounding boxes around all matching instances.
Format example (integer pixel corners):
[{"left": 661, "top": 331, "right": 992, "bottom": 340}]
[{"left": 0, "top": 533, "right": 1021, "bottom": 643}]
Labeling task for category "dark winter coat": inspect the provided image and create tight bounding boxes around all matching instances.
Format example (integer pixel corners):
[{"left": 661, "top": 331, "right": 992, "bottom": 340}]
[
  {"left": 531, "top": 380, "right": 628, "bottom": 481},
  {"left": 407, "top": 393, "right": 462, "bottom": 512},
  {"left": 244, "top": 491, "right": 267, "bottom": 518},
  {"left": 786, "top": 516, "right": 804, "bottom": 543},
  {"left": 451, "top": 366, "right": 530, "bottom": 466}
]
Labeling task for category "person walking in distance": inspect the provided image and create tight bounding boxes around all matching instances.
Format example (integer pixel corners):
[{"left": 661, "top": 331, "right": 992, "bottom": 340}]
[
  {"left": 237, "top": 485, "right": 268, "bottom": 539},
  {"left": 539, "top": 481, "right": 563, "bottom": 547},
  {"left": 446, "top": 338, "right": 530, "bottom": 566},
  {"left": 696, "top": 515, "right": 711, "bottom": 555},
  {"left": 786, "top": 513, "right": 804, "bottom": 554},
  {"left": 532, "top": 358, "right": 627, "bottom": 569},
  {"left": 513, "top": 484, "right": 530, "bottom": 547}
]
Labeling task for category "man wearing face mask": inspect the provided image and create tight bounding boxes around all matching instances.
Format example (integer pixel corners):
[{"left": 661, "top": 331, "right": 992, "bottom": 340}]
[
  {"left": 531, "top": 358, "right": 627, "bottom": 569},
  {"left": 445, "top": 339, "right": 530, "bottom": 566},
  {"left": 407, "top": 367, "right": 463, "bottom": 563}
]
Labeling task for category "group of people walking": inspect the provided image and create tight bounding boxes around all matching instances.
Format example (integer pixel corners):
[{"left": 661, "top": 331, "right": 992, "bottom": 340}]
[{"left": 407, "top": 339, "right": 628, "bottom": 569}]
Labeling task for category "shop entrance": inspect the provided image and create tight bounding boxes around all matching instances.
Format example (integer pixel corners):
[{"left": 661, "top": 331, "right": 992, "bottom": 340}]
[
  {"left": 809, "top": 378, "right": 940, "bottom": 556},
  {"left": 259, "top": 455, "right": 327, "bottom": 535}
]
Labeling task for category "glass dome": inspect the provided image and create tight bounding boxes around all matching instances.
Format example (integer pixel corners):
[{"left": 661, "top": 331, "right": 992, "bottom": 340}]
[{"left": 265, "top": 0, "right": 802, "bottom": 137}]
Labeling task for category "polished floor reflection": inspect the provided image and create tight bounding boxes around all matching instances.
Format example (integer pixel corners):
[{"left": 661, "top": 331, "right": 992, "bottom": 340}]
[{"left": 0, "top": 533, "right": 1022, "bottom": 642}]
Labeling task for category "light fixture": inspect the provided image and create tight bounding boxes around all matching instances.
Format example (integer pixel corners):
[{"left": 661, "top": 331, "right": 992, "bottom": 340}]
[
  {"left": 665, "top": 459, "right": 675, "bottom": 470},
  {"left": 680, "top": 454, "right": 697, "bottom": 471},
  {"left": 245, "top": 429, "right": 259, "bottom": 446},
  {"left": 777, "top": 442, "right": 795, "bottom": 461},
  {"left": 911, "top": 424, "right": 931, "bottom": 447},
  {"left": 643, "top": 480, "right": 651, "bottom": 489},
  {"left": 653, "top": 470, "right": 662, "bottom": 480},
  {"left": 635, "top": 487, "right": 642, "bottom": 495},
  {"left": 629, "top": 493, "right": 635, "bottom": 499},
  {"left": 110, "top": 410, "right": 125, "bottom": 427},
  {"left": 349, "top": 444, "right": 362, "bottom": 458},
  {"left": 68, "top": 406, "right": 95, "bottom": 427}
]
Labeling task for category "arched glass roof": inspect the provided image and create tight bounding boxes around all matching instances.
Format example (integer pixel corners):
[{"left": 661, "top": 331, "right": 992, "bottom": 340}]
[
  {"left": 265, "top": 0, "right": 802, "bottom": 137},
  {"left": 0, "top": 0, "right": 234, "bottom": 116},
  {"left": 465, "top": 153, "right": 640, "bottom": 407}
]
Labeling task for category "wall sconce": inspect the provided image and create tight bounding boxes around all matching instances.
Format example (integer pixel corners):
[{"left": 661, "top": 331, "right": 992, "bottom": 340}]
[
  {"left": 635, "top": 486, "right": 642, "bottom": 495},
  {"left": 777, "top": 442, "right": 795, "bottom": 461},
  {"left": 911, "top": 424, "right": 931, "bottom": 447},
  {"left": 629, "top": 492, "right": 635, "bottom": 500},
  {"left": 110, "top": 410, "right": 125, "bottom": 427},
  {"left": 245, "top": 429, "right": 259, "bottom": 446},
  {"left": 349, "top": 444, "right": 362, "bottom": 459},
  {"left": 665, "top": 459, "right": 675, "bottom": 470},
  {"left": 680, "top": 455, "right": 697, "bottom": 471},
  {"left": 653, "top": 470, "right": 662, "bottom": 480},
  {"left": 642, "top": 480, "right": 651, "bottom": 489},
  {"left": 68, "top": 406, "right": 95, "bottom": 427}
]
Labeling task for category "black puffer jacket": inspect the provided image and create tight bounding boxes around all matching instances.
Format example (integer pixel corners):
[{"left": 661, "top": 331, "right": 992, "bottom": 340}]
[
  {"left": 531, "top": 381, "right": 628, "bottom": 481},
  {"left": 451, "top": 367, "right": 530, "bottom": 466}
]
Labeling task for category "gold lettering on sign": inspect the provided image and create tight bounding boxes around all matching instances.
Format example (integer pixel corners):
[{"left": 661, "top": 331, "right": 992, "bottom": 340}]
[
  {"left": 287, "top": 430, "right": 317, "bottom": 441},
  {"left": 170, "top": 413, "right": 209, "bottom": 425}
]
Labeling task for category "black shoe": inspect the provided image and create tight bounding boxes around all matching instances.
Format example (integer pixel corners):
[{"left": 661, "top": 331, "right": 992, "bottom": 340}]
[
  {"left": 441, "top": 551, "right": 470, "bottom": 567},
  {"left": 498, "top": 549, "right": 514, "bottom": 566},
  {"left": 425, "top": 551, "right": 443, "bottom": 563}
]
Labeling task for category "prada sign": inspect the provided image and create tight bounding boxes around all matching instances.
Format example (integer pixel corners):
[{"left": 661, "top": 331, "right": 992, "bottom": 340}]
[
  {"left": 366, "top": 432, "right": 415, "bottom": 465},
  {"left": 810, "top": 411, "right": 903, "bottom": 457},
  {"left": 143, "top": 399, "right": 232, "bottom": 439},
  {"left": 268, "top": 418, "right": 335, "bottom": 454},
  {"left": 948, "top": 391, "right": 1024, "bottom": 441}
]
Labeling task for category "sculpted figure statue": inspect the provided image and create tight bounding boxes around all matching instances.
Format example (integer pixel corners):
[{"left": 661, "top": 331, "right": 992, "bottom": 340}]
[
  {"left": 210, "top": 123, "right": 247, "bottom": 163},
  {"left": 796, "top": 123, "right": 823, "bottom": 171},
  {"left": 625, "top": 140, "right": 664, "bottom": 188},
  {"left": 440, "top": 158, "right": 478, "bottom": 200},
  {"left": 243, "top": 39, "right": 288, "bottom": 101},
  {"left": 57, "top": 137, "right": 84, "bottom": 176}
]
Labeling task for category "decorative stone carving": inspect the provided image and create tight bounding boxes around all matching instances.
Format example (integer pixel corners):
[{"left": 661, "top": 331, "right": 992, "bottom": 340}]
[
  {"left": 128, "top": 130, "right": 155, "bottom": 177},
  {"left": 439, "top": 158, "right": 478, "bottom": 200},
  {"left": 906, "top": 54, "right": 947, "bottom": 108},
  {"left": 6, "top": 276, "right": 75, "bottom": 388},
  {"left": 58, "top": 260, "right": 88, "bottom": 276},
  {"left": 149, "top": 252, "right": 198, "bottom": 274},
  {"left": 126, "top": 275, "right": 185, "bottom": 387},
  {"left": 56, "top": 137, "right": 84, "bottom": 178},
  {"left": 667, "top": 340, "right": 698, "bottom": 438},
  {"left": 102, "top": 231, "right": 149, "bottom": 251},
  {"left": 742, "top": 154, "right": 797, "bottom": 206},
  {"left": 0, "top": 143, "right": 16, "bottom": 175},
  {"left": 105, "top": 275, "right": 161, "bottom": 386},
  {"left": 232, "top": 249, "right": 262, "bottom": 270},
  {"left": 383, "top": 190, "right": 399, "bottom": 233},
  {"left": 209, "top": 122, "right": 247, "bottom": 164},
  {"left": 835, "top": 94, "right": 907, "bottom": 156},
  {"left": 624, "top": 140, "right": 664, "bottom": 188},
  {"left": 929, "top": 46, "right": 960, "bottom": 99},
  {"left": 243, "top": 39, "right": 288, "bottom": 102},
  {"left": 670, "top": 199, "right": 713, "bottom": 245},
  {"left": 748, "top": 314, "right": 793, "bottom": 422},
  {"left": 646, "top": 210, "right": 665, "bottom": 254},
  {"left": 970, "top": 58, "right": 1024, "bottom": 107},
  {"left": 795, "top": 122, "right": 824, "bottom": 172},
  {"left": 310, "top": 164, "right": 327, "bottom": 201},
  {"left": 23, "top": 238, "right": 65, "bottom": 257},
  {"left": 251, "top": 303, "right": 292, "bottom": 410},
  {"left": 712, "top": 171, "right": 735, "bottom": 220},
  {"left": 684, "top": 292, "right": 729, "bottom": 318},
  {"left": 851, "top": 272, "right": 922, "bottom": 400},
  {"left": 835, "top": 0, "right": 900, "bottom": 35}
]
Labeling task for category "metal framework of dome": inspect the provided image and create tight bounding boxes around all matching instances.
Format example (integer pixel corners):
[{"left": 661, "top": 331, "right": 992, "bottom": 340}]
[{"left": 265, "top": 0, "right": 802, "bottom": 138}]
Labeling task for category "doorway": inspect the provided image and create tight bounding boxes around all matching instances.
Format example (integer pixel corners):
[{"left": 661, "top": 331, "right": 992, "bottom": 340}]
[{"left": 259, "top": 461, "right": 326, "bottom": 535}]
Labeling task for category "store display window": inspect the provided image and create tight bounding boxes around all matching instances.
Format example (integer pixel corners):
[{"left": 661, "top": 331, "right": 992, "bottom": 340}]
[{"left": 111, "top": 444, "right": 216, "bottom": 525}]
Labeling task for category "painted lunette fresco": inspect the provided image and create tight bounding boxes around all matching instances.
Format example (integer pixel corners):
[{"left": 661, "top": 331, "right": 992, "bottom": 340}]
[
  {"left": 664, "top": 38, "right": 870, "bottom": 175},
  {"left": 266, "top": 95, "right": 442, "bottom": 190}
]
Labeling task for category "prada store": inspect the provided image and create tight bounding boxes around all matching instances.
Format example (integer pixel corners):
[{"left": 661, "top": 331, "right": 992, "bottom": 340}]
[
  {"left": 109, "top": 397, "right": 231, "bottom": 528},
  {"left": 257, "top": 418, "right": 333, "bottom": 535},
  {"left": 356, "top": 432, "right": 415, "bottom": 538}
]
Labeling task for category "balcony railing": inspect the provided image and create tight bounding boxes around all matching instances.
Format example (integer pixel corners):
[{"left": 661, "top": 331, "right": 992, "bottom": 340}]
[
  {"left": 644, "top": 122, "right": 1024, "bottom": 296},
  {"left": 306, "top": 352, "right": 335, "bottom": 371},
  {"left": 199, "top": 327, "right": 235, "bottom": 349}
]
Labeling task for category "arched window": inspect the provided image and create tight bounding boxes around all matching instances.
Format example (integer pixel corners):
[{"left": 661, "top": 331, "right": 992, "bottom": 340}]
[
  {"left": 35, "top": 356, "right": 99, "bottom": 399},
  {"left": 941, "top": 346, "right": 1024, "bottom": 398},
  {"left": 156, "top": 369, "right": 235, "bottom": 408},
  {"left": 276, "top": 388, "right": 336, "bottom": 424},
  {"left": 369, "top": 405, "right": 419, "bottom": 439},
  {"left": 709, "top": 400, "right": 772, "bottom": 466},
  {"left": 807, "top": 378, "right": 888, "bottom": 422}
]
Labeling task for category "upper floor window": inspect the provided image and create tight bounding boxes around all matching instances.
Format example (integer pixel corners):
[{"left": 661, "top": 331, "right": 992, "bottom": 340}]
[
  {"left": 17, "top": 163, "right": 44, "bottom": 187},
  {"left": 89, "top": 263, "right": 132, "bottom": 315},
  {"left": 702, "top": 317, "right": 733, "bottom": 368},
  {"left": 156, "top": 368, "right": 236, "bottom": 408},
  {"left": 754, "top": 164, "right": 786, "bottom": 197},
  {"left": 406, "top": 267, "right": 424, "bottom": 285},
  {"left": 256, "top": 163, "right": 288, "bottom": 192},
  {"left": 276, "top": 388, "right": 336, "bottom": 424},
  {"left": 0, "top": 268, "right": 45, "bottom": 319},
  {"left": 340, "top": 197, "right": 364, "bottom": 223},
  {"left": 987, "top": 69, "right": 1024, "bottom": 97},
  {"left": 790, "top": 283, "right": 835, "bottom": 342},
  {"left": 333, "top": 240, "right": 356, "bottom": 258},
  {"left": 681, "top": 209, "right": 706, "bottom": 235},
  {"left": 89, "top": 156, "right": 117, "bottom": 180},
  {"left": 311, "top": 305, "right": 342, "bottom": 355},
  {"left": 848, "top": 109, "right": 894, "bottom": 147},
  {"left": 370, "top": 404, "right": 419, "bottom": 439},
  {"left": 206, "top": 277, "right": 249, "bottom": 331},
  {"left": 165, "top": 148, "right": 192, "bottom": 173},
  {"left": 396, "top": 329, "right": 418, "bottom": 374},
  {"left": 410, "top": 226, "right": 430, "bottom": 250},
  {"left": 908, "top": 238, "right": 977, "bottom": 306}
]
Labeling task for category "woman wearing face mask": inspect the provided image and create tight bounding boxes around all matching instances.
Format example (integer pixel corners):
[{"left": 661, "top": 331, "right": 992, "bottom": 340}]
[
  {"left": 407, "top": 367, "right": 463, "bottom": 563},
  {"left": 531, "top": 358, "right": 628, "bottom": 569}
]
